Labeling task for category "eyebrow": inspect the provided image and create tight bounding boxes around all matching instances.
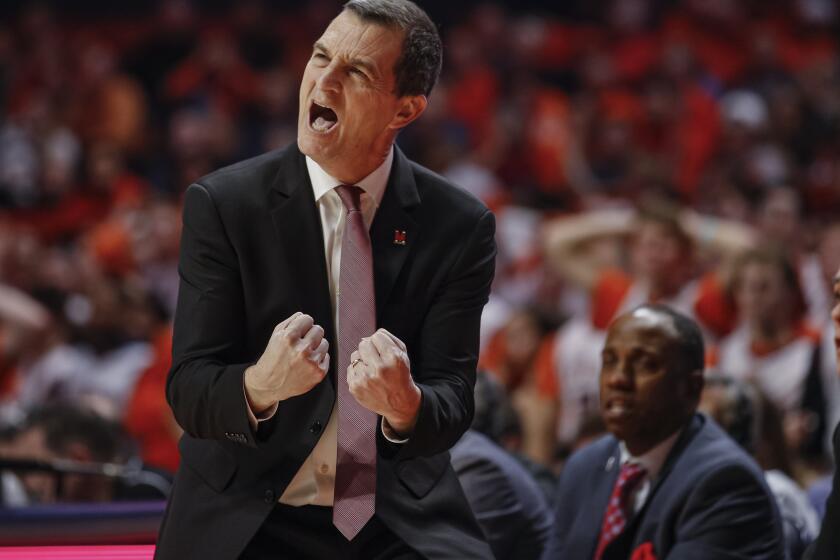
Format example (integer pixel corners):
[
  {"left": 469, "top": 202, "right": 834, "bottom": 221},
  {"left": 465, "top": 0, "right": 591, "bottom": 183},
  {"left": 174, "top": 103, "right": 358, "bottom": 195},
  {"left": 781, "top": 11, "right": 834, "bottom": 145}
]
[{"left": 312, "top": 41, "right": 378, "bottom": 77}]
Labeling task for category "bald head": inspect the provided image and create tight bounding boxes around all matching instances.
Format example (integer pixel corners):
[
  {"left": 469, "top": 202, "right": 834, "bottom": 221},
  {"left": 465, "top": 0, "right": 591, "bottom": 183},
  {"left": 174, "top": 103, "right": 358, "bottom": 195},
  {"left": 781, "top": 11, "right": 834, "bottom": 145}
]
[{"left": 621, "top": 304, "right": 705, "bottom": 378}]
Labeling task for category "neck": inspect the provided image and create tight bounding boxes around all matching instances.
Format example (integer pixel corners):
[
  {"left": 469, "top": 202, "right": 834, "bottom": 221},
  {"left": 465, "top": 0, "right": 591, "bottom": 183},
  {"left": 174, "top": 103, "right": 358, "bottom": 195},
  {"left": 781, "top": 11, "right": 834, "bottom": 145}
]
[
  {"left": 646, "top": 277, "right": 680, "bottom": 302},
  {"left": 318, "top": 140, "right": 393, "bottom": 184},
  {"left": 749, "top": 317, "right": 792, "bottom": 345},
  {"left": 625, "top": 418, "right": 688, "bottom": 457}
]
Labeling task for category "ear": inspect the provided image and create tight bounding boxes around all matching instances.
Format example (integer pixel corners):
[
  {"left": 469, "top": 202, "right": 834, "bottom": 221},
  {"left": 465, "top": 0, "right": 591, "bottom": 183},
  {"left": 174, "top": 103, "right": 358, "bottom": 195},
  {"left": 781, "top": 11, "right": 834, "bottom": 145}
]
[
  {"left": 389, "top": 94, "right": 428, "bottom": 131},
  {"left": 688, "top": 368, "right": 705, "bottom": 399}
]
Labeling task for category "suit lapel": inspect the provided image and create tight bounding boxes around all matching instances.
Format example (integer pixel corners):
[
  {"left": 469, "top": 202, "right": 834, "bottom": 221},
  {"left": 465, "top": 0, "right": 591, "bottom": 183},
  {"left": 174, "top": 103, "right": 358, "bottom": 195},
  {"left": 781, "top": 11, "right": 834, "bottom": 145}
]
[
  {"left": 641, "top": 415, "right": 703, "bottom": 503},
  {"left": 625, "top": 415, "right": 705, "bottom": 548},
  {"left": 577, "top": 443, "right": 622, "bottom": 558},
  {"left": 268, "top": 145, "right": 336, "bottom": 378},
  {"left": 370, "top": 146, "right": 420, "bottom": 321}
]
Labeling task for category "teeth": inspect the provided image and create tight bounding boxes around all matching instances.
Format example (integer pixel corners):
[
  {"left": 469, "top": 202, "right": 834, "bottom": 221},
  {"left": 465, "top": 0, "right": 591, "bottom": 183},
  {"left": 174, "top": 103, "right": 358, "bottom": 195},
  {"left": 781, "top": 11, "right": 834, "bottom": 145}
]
[
  {"left": 312, "top": 116, "right": 333, "bottom": 132},
  {"left": 609, "top": 400, "right": 630, "bottom": 413}
]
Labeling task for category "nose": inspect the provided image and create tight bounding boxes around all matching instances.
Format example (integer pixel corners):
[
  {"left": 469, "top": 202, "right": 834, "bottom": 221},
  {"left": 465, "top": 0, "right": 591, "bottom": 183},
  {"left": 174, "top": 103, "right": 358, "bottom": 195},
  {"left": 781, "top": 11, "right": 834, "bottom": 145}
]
[
  {"left": 603, "top": 361, "right": 633, "bottom": 390},
  {"left": 315, "top": 61, "right": 341, "bottom": 94}
]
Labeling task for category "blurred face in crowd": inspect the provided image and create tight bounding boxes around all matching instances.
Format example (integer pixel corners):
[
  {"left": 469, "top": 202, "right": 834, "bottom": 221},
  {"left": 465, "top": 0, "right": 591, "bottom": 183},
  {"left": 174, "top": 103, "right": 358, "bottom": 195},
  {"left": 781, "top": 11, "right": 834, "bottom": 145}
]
[
  {"left": 503, "top": 311, "right": 542, "bottom": 372},
  {"left": 1, "top": 426, "right": 111, "bottom": 503},
  {"left": 298, "top": 10, "right": 427, "bottom": 183},
  {"left": 758, "top": 188, "right": 801, "bottom": 247},
  {"left": 734, "top": 260, "right": 791, "bottom": 331},
  {"left": 600, "top": 308, "right": 701, "bottom": 455},
  {"left": 630, "top": 221, "right": 685, "bottom": 290},
  {"left": 819, "top": 224, "right": 840, "bottom": 286}
]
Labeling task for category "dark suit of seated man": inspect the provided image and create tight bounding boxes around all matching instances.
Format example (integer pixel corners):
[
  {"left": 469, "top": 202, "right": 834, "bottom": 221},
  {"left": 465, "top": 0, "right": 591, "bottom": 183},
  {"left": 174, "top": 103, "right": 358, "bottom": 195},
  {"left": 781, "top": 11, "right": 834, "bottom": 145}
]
[
  {"left": 550, "top": 304, "right": 785, "bottom": 560},
  {"left": 450, "top": 429, "right": 554, "bottom": 560}
]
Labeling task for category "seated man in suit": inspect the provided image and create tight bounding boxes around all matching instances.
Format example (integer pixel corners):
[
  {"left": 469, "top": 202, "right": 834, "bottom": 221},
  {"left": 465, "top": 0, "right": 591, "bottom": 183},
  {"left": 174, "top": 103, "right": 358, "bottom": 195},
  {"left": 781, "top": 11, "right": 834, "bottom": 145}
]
[{"left": 551, "top": 304, "right": 784, "bottom": 560}]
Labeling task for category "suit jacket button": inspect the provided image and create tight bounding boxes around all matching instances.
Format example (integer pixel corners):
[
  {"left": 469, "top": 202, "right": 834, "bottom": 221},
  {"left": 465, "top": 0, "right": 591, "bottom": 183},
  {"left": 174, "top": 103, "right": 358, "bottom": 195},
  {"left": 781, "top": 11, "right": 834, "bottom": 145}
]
[
  {"left": 264, "top": 489, "right": 275, "bottom": 504},
  {"left": 310, "top": 421, "right": 322, "bottom": 434}
]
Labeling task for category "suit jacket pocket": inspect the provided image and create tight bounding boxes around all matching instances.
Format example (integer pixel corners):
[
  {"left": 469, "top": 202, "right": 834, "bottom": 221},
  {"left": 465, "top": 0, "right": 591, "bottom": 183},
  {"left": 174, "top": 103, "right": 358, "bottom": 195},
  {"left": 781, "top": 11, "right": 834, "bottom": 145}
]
[
  {"left": 179, "top": 435, "right": 238, "bottom": 493},
  {"left": 395, "top": 451, "right": 449, "bottom": 499}
]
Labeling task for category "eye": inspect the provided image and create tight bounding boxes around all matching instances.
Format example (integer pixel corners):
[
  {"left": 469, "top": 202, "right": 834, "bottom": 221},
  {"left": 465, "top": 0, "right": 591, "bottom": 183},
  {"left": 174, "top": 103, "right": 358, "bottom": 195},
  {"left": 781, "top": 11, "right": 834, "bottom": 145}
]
[
  {"left": 349, "top": 67, "right": 367, "bottom": 79},
  {"left": 638, "top": 357, "right": 660, "bottom": 373},
  {"left": 312, "top": 52, "right": 329, "bottom": 63}
]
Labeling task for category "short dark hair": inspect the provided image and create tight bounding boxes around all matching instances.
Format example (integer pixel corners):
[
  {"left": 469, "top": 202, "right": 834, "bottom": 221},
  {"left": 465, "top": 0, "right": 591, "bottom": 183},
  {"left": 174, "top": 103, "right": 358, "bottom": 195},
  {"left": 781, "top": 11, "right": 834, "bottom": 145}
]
[
  {"left": 703, "top": 374, "right": 759, "bottom": 452},
  {"left": 343, "top": 0, "right": 442, "bottom": 97},
  {"left": 26, "top": 404, "right": 127, "bottom": 463},
  {"left": 636, "top": 303, "right": 705, "bottom": 377}
]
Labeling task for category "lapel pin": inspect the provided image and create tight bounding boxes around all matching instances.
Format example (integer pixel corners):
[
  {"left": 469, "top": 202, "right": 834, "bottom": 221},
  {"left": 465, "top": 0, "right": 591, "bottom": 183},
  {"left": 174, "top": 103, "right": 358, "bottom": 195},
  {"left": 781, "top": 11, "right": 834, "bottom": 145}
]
[
  {"left": 606, "top": 456, "right": 616, "bottom": 472},
  {"left": 393, "top": 230, "right": 407, "bottom": 246}
]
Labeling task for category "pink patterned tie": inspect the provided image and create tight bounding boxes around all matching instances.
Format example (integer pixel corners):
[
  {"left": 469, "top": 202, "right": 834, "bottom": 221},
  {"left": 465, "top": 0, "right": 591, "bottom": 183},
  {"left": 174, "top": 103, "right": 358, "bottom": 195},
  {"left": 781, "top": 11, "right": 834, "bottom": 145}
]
[
  {"left": 332, "top": 185, "right": 377, "bottom": 540},
  {"left": 594, "top": 462, "right": 647, "bottom": 560}
]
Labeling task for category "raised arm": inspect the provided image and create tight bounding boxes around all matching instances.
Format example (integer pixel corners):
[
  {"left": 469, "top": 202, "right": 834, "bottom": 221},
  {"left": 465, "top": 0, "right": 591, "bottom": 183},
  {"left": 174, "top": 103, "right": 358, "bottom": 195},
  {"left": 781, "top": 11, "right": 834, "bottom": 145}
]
[{"left": 543, "top": 208, "right": 635, "bottom": 291}]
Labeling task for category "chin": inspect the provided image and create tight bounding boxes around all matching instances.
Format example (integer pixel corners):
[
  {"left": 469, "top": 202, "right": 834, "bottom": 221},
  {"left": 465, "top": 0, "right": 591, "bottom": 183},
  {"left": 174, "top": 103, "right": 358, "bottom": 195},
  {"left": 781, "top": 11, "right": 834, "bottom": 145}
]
[
  {"left": 605, "top": 421, "right": 632, "bottom": 442},
  {"left": 297, "top": 133, "right": 330, "bottom": 160}
]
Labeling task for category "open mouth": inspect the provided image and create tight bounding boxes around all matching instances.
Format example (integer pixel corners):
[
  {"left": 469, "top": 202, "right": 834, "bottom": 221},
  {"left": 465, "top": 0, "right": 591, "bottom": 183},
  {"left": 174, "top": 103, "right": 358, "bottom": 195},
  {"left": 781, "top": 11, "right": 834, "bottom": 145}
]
[
  {"left": 309, "top": 101, "right": 338, "bottom": 133},
  {"left": 604, "top": 397, "right": 634, "bottom": 418}
]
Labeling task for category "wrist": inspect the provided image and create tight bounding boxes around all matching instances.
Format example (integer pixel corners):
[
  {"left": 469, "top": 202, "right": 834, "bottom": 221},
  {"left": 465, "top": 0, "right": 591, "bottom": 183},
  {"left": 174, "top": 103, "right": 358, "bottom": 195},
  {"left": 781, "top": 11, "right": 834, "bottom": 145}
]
[
  {"left": 384, "top": 384, "right": 421, "bottom": 437},
  {"left": 244, "top": 365, "right": 278, "bottom": 414}
]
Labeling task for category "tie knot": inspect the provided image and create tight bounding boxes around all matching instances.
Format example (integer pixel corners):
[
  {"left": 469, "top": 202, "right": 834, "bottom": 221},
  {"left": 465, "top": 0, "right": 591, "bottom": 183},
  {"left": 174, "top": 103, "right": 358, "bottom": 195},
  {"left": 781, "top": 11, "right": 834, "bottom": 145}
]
[
  {"left": 617, "top": 462, "right": 646, "bottom": 489},
  {"left": 336, "top": 185, "right": 364, "bottom": 213}
]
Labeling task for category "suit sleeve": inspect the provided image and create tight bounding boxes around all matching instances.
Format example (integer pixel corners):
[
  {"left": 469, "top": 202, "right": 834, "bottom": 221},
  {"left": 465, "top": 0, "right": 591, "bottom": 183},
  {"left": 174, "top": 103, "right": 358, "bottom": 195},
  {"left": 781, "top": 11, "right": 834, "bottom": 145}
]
[
  {"left": 395, "top": 209, "right": 496, "bottom": 459},
  {"left": 166, "top": 183, "right": 258, "bottom": 447},
  {"left": 665, "top": 463, "right": 785, "bottom": 560}
]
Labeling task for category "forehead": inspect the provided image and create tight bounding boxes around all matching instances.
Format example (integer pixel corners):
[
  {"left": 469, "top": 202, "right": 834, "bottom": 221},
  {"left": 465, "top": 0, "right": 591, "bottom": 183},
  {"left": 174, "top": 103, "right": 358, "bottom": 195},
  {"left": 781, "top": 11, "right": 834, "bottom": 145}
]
[
  {"left": 634, "top": 220, "right": 683, "bottom": 245},
  {"left": 318, "top": 11, "right": 404, "bottom": 70},
  {"left": 605, "top": 310, "right": 678, "bottom": 351},
  {"left": 740, "top": 259, "right": 782, "bottom": 282}
]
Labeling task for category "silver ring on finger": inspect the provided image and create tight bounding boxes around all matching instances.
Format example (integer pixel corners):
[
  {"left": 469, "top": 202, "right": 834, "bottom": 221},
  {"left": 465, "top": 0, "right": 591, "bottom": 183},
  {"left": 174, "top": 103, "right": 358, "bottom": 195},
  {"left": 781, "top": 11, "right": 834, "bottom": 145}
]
[{"left": 351, "top": 358, "right": 363, "bottom": 368}]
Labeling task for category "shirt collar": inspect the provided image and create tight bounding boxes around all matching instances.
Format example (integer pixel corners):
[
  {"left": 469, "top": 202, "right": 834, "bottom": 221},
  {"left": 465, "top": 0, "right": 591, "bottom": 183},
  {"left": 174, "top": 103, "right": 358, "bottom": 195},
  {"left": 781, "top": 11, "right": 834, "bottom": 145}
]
[
  {"left": 619, "top": 428, "right": 682, "bottom": 480},
  {"left": 305, "top": 145, "right": 393, "bottom": 208}
]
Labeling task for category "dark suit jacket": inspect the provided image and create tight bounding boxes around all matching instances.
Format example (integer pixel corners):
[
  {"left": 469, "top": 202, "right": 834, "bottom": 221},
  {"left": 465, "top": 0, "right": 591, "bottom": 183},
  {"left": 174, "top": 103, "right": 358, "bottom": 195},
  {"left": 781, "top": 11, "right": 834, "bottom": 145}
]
[
  {"left": 806, "top": 421, "right": 840, "bottom": 560},
  {"left": 451, "top": 430, "right": 555, "bottom": 560},
  {"left": 155, "top": 144, "right": 496, "bottom": 559},
  {"left": 551, "top": 414, "right": 785, "bottom": 560}
]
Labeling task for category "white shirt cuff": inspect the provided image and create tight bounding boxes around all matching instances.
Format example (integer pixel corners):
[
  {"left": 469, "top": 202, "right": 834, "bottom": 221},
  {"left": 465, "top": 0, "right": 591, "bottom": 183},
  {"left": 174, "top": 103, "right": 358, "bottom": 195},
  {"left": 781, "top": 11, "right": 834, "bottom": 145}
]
[{"left": 380, "top": 417, "right": 410, "bottom": 444}]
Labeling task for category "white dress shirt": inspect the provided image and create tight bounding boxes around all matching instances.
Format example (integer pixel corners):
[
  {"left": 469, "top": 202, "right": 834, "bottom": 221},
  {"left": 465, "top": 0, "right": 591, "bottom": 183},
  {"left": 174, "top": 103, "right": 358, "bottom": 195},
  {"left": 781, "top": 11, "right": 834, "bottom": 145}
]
[
  {"left": 618, "top": 429, "right": 682, "bottom": 514},
  {"left": 247, "top": 147, "right": 395, "bottom": 507}
]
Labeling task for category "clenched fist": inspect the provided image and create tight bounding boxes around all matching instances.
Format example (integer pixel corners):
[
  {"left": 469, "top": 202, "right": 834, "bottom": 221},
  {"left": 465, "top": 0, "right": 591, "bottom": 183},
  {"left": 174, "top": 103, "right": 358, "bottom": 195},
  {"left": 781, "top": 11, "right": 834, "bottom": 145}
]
[
  {"left": 244, "top": 312, "right": 329, "bottom": 414},
  {"left": 349, "top": 329, "right": 421, "bottom": 437}
]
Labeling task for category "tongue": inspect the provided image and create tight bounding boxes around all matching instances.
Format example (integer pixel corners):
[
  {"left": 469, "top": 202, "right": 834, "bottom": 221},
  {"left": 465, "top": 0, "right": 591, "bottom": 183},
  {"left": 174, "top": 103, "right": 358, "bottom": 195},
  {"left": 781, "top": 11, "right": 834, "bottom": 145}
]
[{"left": 312, "top": 115, "right": 336, "bottom": 132}]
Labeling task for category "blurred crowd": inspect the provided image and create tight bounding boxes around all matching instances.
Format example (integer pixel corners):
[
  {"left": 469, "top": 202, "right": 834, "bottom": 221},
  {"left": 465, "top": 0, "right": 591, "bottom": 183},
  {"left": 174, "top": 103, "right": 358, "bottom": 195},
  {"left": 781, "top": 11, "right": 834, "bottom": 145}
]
[{"left": 0, "top": 0, "right": 838, "bottom": 551}]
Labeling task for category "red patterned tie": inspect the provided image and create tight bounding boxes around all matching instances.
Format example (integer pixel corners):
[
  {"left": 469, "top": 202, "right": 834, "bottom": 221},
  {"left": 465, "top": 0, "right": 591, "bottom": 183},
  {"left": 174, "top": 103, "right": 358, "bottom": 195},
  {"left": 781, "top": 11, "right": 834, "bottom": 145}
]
[
  {"left": 332, "top": 185, "right": 377, "bottom": 540},
  {"left": 594, "top": 462, "right": 647, "bottom": 560}
]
